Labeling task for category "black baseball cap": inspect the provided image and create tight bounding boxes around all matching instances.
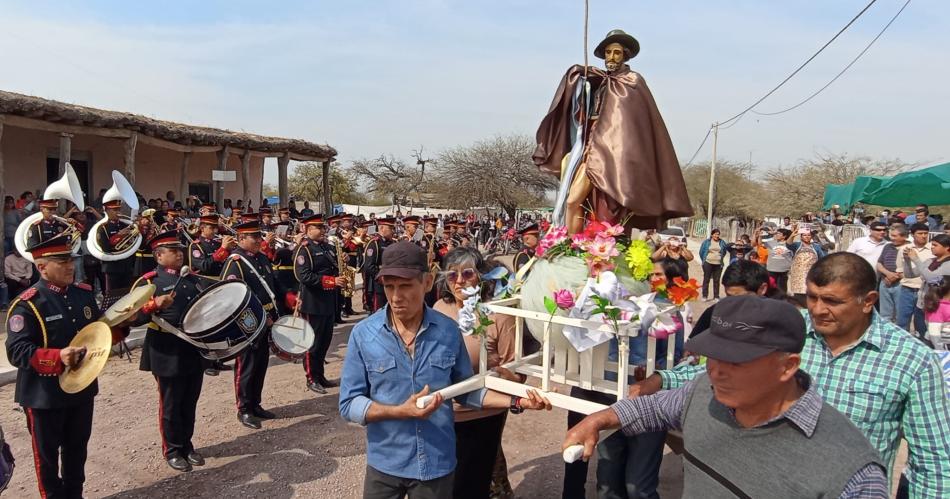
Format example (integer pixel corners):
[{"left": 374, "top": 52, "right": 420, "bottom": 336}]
[
  {"left": 869, "top": 221, "right": 887, "bottom": 231},
  {"left": 378, "top": 241, "right": 428, "bottom": 280},
  {"left": 684, "top": 295, "right": 805, "bottom": 363}
]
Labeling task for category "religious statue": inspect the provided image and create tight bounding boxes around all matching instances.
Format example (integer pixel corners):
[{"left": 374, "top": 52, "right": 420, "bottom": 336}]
[{"left": 533, "top": 29, "right": 693, "bottom": 234}]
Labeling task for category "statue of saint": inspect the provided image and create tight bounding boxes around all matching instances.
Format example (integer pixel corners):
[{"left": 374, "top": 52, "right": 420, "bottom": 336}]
[{"left": 533, "top": 29, "right": 693, "bottom": 234}]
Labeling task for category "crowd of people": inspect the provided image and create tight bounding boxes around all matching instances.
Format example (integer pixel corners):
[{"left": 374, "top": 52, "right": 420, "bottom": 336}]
[{"left": 4, "top": 174, "right": 950, "bottom": 499}]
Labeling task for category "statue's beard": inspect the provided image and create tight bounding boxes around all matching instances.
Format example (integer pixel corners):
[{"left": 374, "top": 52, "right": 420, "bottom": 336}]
[{"left": 605, "top": 62, "right": 621, "bottom": 72}]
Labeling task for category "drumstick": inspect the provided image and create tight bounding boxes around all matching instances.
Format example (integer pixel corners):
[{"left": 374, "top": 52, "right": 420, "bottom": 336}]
[{"left": 169, "top": 266, "right": 191, "bottom": 294}]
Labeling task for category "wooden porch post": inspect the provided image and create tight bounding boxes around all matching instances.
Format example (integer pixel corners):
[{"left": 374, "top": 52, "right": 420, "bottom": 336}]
[
  {"left": 0, "top": 117, "right": 5, "bottom": 246},
  {"left": 277, "top": 152, "right": 290, "bottom": 209},
  {"left": 322, "top": 160, "right": 331, "bottom": 214},
  {"left": 179, "top": 151, "right": 191, "bottom": 202},
  {"left": 241, "top": 149, "right": 252, "bottom": 210},
  {"left": 58, "top": 133, "right": 73, "bottom": 176},
  {"left": 123, "top": 132, "right": 138, "bottom": 184},
  {"left": 215, "top": 145, "right": 230, "bottom": 206}
]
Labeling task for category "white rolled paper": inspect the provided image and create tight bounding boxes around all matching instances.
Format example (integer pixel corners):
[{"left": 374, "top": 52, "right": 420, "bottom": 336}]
[
  {"left": 562, "top": 444, "right": 585, "bottom": 463},
  {"left": 415, "top": 376, "right": 486, "bottom": 409}
]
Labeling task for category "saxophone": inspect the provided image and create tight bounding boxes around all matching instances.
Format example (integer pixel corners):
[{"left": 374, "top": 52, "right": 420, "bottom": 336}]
[{"left": 335, "top": 237, "right": 356, "bottom": 298}]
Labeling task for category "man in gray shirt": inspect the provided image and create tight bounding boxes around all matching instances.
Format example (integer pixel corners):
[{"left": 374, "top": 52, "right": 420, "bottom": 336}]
[{"left": 563, "top": 296, "right": 886, "bottom": 498}]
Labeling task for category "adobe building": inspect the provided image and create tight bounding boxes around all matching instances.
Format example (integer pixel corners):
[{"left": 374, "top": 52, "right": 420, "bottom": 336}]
[{"left": 0, "top": 90, "right": 336, "bottom": 209}]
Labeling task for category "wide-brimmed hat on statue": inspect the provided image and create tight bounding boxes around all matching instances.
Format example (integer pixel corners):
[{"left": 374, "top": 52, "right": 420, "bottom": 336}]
[{"left": 594, "top": 29, "right": 640, "bottom": 60}]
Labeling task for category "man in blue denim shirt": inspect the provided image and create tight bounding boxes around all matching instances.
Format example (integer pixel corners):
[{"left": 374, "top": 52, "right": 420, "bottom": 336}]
[{"left": 339, "top": 242, "right": 551, "bottom": 499}]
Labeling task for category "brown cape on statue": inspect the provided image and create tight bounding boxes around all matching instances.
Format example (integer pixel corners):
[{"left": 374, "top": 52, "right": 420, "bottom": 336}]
[{"left": 533, "top": 29, "right": 693, "bottom": 234}]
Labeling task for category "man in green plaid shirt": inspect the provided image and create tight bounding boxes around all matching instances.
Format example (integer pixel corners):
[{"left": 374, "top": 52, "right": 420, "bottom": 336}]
[{"left": 635, "top": 253, "right": 950, "bottom": 498}]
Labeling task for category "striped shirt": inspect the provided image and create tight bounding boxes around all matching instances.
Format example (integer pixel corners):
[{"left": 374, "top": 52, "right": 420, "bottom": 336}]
[
  {"left": 659, "top": 311, "right": 950, "bottom": 498},
  {"left": 613, "top": 372, "right": 888, "bottom": 498}
]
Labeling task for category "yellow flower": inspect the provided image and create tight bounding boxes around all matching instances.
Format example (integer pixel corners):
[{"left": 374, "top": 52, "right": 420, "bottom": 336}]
[{"left": 625, "top": 240, "right": 653, "bottom": 281}]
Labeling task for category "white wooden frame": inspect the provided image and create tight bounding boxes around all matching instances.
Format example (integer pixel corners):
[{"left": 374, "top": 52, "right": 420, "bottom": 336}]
[{"left": 421, "top": 295, "right": 678, "bottom": 415}]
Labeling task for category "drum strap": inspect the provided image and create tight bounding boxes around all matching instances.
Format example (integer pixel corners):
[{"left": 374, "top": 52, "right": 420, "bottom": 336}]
[{"left": 150, "top": 316, "right": 252, "bottom": 352}]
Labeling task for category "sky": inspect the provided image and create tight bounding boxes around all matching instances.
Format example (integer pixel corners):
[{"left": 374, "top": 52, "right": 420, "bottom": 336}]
[{"left": 1, "top": 0, "right": 947, "bottom": 186}]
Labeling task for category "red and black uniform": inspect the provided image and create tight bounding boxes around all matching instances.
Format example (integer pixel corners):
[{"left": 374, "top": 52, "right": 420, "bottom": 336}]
[
  {"left": 26, "top": 217, "right": 69, "bottom": 249},
  {"left": 132, "top": 265, "right": 209, "bottom": 463},
  {"left": 133, "top": 226, "right": 158, "bottom": 277},
  {"left": 339, "top": 236, "right": 359, "bottom": 315},
  {"left": 96, "top": 218, "right": 135, "bottom": 292},
  {"left": 293, "top": 237, "right": 339, "bottom": 387},
  {"left": 5, "top": 281, "right": 102, "bottom": 499},
  {"left": 362, "top": 234, "right": 394, "bottom": 313},
  {"left": 272, "top": 247, "right": 298, "bottom": 316},
  {"left": 189, "top": 237, "right": 228, "bottom": 277},
  {"left": 221, "top": 228, "right": 279, "bottom": 420}
]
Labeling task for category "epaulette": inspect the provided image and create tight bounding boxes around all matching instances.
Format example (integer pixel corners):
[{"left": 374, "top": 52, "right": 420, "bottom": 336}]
[
  {"left": 300, "top": 239, "right": 309, "bottom": 246},
  {"left": 18, "top": 288, "right": 37, "bottom": 300},
  {"left": 74, "top": 282, "right": 93, "bottom": 291},
  {"left": 31, "top": 219, "right": 42, "bottom": 226},
  {"left": 142, "top": 271, "right": 158, "bottom": 280}
]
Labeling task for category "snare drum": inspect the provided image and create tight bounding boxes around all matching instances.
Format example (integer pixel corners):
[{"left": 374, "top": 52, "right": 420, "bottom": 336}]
[
  {"left": 270, "top": 315, "right": 315, "bottom": 363},
  {"left": 181, "top": 280, "right": 267, "bottom": 361}
]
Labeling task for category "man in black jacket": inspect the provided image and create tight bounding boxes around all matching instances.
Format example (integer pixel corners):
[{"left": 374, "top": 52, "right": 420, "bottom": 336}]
[
  {"left": 5, "top": 234, "right": 110, "bottom": 498},
  {"left": 132, "top": 230, "right": 210, "bottom": 472},
  {"left": 294, "top": 214, "right": 347, "bottom": 394},
  {"left": 362, "top": 217, "right": 395, "bottom": 312}
]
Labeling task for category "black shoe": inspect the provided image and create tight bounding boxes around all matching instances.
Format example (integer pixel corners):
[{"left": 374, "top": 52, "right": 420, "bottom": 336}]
[
  {"left": 253, "top": 406, "right": 277, "bottom": 419},
  {"left": 307, "top": 381, "right": 327, "bottom": 394},
  {"left": 204, "top": 368, "right": 219, "bottom": 377},
  {"left": 167, "top": 456, "right": 192, "bottom": 472},
  {"left": 344, "top": 309, "right": 357, "bottom": 316},
  {"left": 186, "top": 451, "right": 205, "bottom": 466},
  {"left": 238, "top": 412, "right": 262, "bottom": 429},
  {"left": 317, "top": 377, "right": 339, "bottom": 388},
  {"left": 214, "top": 361, "right": 233, "bottom": 371}
]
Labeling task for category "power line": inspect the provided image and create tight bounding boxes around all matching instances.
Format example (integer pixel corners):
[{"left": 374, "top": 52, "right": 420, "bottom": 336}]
[
  {"left": 753, "top": 0, "right": 911, "bottom": 117},
  {"left": 717, "top": 0, "right": 879, "bottom": 126},
  {"left": 682, "top": 126, "right": 712, "bottom": 168}
]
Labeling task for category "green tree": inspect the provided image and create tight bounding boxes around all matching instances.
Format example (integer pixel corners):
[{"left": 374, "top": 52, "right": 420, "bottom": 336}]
[
  {"left": 682, "top": 161, "right": 767, "bottom": 220},
  {"left": 289, "top": 161, "right": 364, "bottom": 205}
]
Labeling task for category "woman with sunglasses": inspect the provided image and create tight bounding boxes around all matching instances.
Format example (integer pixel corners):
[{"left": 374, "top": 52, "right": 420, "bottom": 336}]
[{"left": 432, "top": 247, "right": 521, "bottom": 499}]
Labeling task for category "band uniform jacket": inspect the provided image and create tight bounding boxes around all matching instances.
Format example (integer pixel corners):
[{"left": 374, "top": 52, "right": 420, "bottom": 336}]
[
  {"left": 134, "top": 228, "right": 157, "bottom": 277},
  {"left": 5, "top": 281, "right": 102, "bottom": 409},
  {"left": 362, "top": 236, "right": 393, "bottom": 297},
  {"left": 132, "top": 268, "right": 209, "bottom": 377},
  {"left": 221, "top": 248, "right": 279, "bottom": 325},
  {"left": 96, "top": 218, "right": 135, "bottom": 274},
  {"left": 189, "top": 237, "right": 225, "bottom": 277},
  {"left": 293, "top": 239, "right": 339, "bottom": 317},
  {"left": 273, "top": 246, "right": 298, "bottom": 298},
  {"left": 513, "top": 248, "right": 534, "bottom": 273},
  {"left": 26, "top": 218, "right": 69, "bottom": 249}
]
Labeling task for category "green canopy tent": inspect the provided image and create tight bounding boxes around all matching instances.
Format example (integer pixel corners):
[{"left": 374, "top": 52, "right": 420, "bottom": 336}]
[
  {"left": 821, "top": 175, "right": 889, "bottom": 210},
  {"left": 862, "top": 162, "right": 950, "bottom": 207}
]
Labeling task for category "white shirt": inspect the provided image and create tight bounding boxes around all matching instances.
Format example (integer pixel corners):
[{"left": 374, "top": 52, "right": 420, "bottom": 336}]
[{"left": 846, "top": 236, "right": 887, "bottom": 268}]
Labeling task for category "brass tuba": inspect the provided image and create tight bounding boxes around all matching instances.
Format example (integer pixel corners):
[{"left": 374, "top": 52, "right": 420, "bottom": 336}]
[
  {"left": 87, "top": 171, "right": 141, "bottom": 261},
  {"left": 15, "top": 163, "right": 85, "bottom": 262}
]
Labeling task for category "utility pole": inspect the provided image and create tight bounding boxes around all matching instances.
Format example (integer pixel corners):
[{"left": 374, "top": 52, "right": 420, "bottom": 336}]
[{"left": 705, "top": 123, "right": 719, "bottom": 237}]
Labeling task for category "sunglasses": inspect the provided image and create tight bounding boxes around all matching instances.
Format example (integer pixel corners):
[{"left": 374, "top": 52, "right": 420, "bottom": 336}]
[{"left": 444, "top": 269, "right": 478, "bottom": 282}]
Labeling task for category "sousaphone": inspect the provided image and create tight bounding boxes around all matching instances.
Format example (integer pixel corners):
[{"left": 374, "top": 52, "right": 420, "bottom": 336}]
[
  {"left": 14, "top": 163, "right": 85, "bottom": 262},
  {"left": 87, "top": 170, "right": 141, "bottom": 261}
]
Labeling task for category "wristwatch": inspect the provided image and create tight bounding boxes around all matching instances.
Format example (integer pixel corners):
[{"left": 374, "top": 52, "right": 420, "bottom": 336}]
[{"left": 509, "top": 395, "right": 524, "bottom": 415}]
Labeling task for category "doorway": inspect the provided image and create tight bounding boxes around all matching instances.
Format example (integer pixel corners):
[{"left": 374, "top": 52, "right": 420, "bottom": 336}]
[{"left": 46, "top": 158, "right": 90, "bottom": 205}]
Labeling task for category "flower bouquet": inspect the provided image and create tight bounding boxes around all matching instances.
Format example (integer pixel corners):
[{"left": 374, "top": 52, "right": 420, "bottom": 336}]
[{"left": 518, "top": 219, "right": 698, "bottom": 352}]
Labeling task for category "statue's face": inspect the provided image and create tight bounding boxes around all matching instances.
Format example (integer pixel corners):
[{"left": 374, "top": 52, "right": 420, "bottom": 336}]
[{"left": 603, "top": 42, "right": 626, "bottom": 72}]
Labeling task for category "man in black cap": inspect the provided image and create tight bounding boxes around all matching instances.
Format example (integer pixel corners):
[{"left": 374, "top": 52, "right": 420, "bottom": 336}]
[
  {"left": 513, "top": 224, "right": 540, "bottom": 273},
  {"left": 26, "top": 198, "right": 70, "bottom": 248},
  {"left": 5, "top": 234, "right": 116, "bottom": 498},
  {"left": 130, "top": 229, "right": 210, "bottom": 472},
  {"left": 221, "top": 220, "right": 280, "bottom": 429},
  {"left": 363, "top": 217, "right": 396, "bottom": 313},
  {"left": 294, "top": 214, "right": 347, "bottom": 394},
  {"left": 563, "top": 295, "right": 886, "bottom": 498},
  {"left": 97, "top": 198, "right": 137, "bottom": 294}
]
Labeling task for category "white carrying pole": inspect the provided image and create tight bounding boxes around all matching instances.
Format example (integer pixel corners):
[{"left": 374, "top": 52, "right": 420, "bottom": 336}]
[{"left": 705, "top": 122, "right": 719, "bottom": 236}]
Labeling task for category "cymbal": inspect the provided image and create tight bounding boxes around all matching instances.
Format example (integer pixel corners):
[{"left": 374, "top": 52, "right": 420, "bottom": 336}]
[
  {"left": 101, "top": 284, "right": 155, "bottom": 326},
  {"left": 59, "top": 321, "right": 112, "bottom": 394}
]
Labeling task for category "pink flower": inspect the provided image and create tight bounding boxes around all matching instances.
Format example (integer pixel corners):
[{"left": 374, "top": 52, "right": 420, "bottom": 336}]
[
  {"left": 553, "top": 289, "right": 575, "bottom": 309},
  {"left": 599, "top": 223, "right": 625, "bottom": 238},
  {"left": 571, "top": 233, "right": 590, "bottom": 250},
  {"left": 587, "top": 235, "right": 619, "bottom": 259},
  {"left": 586, "top": 256, "right": 615, "bottom": 277}
]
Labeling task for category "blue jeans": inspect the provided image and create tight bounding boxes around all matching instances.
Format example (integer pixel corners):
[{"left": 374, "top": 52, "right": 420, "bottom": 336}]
[
  {"left": 878, "top": 281, "right": 900, "bottom": 324},
  {"left": 897, "top": 286, "right": 926, "bottom": 334}
]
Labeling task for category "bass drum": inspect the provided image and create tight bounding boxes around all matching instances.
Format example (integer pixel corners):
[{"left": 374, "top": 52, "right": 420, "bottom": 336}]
[
  {"left": 270, "top": 315, "right": 315, "bottom": 363},
  {"left": 181, "top": 280, "right": 266, "bottom": 361}
]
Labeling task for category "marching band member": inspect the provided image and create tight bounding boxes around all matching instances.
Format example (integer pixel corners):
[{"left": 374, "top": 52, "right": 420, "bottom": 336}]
[
  {"left": 5, "top": 235, "right": 113, "bottom": 498},
  {"left": 199, "top": 202, "right": 216, "bottom": 217},
  {"left": 339, "top": 226, "right": 359, "bottom": 317},
  {"left": 159, "top": 208, "right": 182, "bottom": 232},
  {"left": 340, "top": 213, "right": 354, "bottom": 233},
  {"left": 421, "top": 217, "right": 441, "bottom": 306},
  {"left": 513, "top": 224, "right": 540, "bottom": 273},
  {"left": 293, "top": 214, "right": 347, "bottom": 394},
  {"left": 97, "top": 198, "right": 136, "bottom": 293},
  {"left": 188, "top": 214, "right": 230, "bottom": 277},
  {"left": 402, "top": 215, "right": 420, "bottom": 242},
  {"left": 271, "top": 222, "right": 300, "bottom": 316},
  {"left": 327, "top": 214, "right": 343, "bottom": 239},
  {"left": 260, "top": 207, "right": 274, "bottom": 228},
  {"left": 362, "top": 217, "right": 396, "bottom": 312},
  {"left": 131, "top": 230, "right": 210, "bottom": 472},
  {"left": 133, "top": 213, "right": 158, "bottom": 277},
  {"left": 26, "top": 198, "right": 69, "bottom": 248},
  {"left": 220, "top": 220, "right": 280, "bottom": 429},
  {"left": 278, "top": 207, "right": 292, "bottom": 224}
]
